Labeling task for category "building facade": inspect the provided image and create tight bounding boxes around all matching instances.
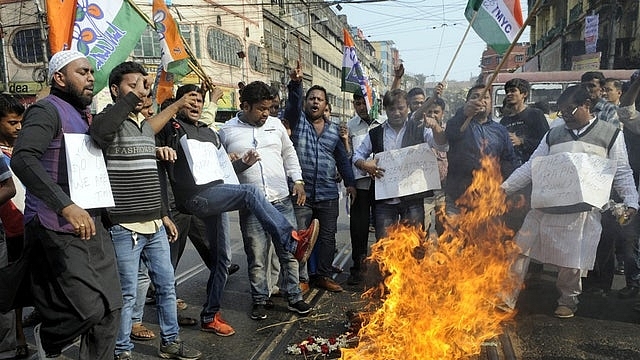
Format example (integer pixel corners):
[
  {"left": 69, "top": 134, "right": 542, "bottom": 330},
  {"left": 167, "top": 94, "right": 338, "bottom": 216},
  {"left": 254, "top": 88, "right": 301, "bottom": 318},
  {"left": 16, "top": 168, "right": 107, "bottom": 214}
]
[
  {"left": 480, "top": 44, "right": 529, "bottom": 78},
  {"left": 525, "top": 0, "right": 640, "bottom": 72},
  {"left": 0, "top": 0, "right": 388, "bottom": 121}
]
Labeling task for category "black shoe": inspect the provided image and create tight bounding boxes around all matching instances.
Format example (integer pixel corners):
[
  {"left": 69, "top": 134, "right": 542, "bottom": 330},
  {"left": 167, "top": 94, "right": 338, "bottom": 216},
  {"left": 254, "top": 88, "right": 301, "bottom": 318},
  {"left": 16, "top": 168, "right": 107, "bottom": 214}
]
[
  {"left": 618, "top": 286, "right": 639, "bottom": 299},
  {"left": 158, "top": 339, "right": 201, "bottom": 359},
  {"left": 228, "top": 263, "right": 240, "bottom": 275},
  {"left": 250, "top": 304, "right": 267, "bottom": 320},
  {"left": 264, "top": 298, "right": 275, "bottom": 310},
  {"left": 287, "top": 300, "right": 312, "bottom": 315},
  {"left": 114, "top": 351, "right": 132, "bottom": 360}
]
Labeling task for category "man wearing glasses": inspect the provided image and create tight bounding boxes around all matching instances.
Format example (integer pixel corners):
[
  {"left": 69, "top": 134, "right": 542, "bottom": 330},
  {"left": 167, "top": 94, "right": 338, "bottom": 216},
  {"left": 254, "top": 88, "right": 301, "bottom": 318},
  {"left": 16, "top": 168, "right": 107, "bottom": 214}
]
[{"left": 501, "top": 84, "right": 638, "bottom": 319}]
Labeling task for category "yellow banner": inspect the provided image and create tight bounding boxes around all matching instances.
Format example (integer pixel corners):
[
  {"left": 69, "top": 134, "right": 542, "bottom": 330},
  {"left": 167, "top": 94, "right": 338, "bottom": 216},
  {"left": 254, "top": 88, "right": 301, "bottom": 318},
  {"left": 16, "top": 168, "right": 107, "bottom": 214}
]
[{"left": 0, "top": 82, "right": 47, "bottom": 94}]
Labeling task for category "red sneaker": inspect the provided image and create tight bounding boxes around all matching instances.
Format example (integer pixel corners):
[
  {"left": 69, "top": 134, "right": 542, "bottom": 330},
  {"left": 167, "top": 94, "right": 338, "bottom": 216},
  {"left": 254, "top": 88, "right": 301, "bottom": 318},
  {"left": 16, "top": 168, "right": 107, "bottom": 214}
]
[
  {"left": 200, "top": 312, "right": 235, "bottom": 337},
  {"left": 292, "top": 219, "right": 319, "bottom": 262}
]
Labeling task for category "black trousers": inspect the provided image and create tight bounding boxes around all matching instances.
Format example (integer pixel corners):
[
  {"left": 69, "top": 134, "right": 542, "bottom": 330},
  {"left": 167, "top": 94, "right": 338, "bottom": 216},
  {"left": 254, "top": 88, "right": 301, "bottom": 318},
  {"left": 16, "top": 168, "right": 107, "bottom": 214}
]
[
  {"left": 26, "top": 217, "right": 121, "bottom": 359},
  {"left": 170, "top": 210, "right": 212, "bottom": 270},
  {"left": 350, "top": 188, "right": 374, "bottom": 270}
]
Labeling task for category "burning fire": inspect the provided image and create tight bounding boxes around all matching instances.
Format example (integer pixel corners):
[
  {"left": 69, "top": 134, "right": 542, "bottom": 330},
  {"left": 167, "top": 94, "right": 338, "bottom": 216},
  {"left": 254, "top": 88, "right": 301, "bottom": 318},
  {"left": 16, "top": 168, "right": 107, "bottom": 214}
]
[{"left": 342, "top": 156, "right": 521, "bottom": 359}]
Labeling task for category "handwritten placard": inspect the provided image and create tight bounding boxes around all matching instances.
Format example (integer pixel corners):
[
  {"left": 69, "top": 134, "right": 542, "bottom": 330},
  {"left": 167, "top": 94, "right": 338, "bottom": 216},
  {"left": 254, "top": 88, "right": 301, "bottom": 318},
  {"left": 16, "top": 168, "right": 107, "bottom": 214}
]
[
  {"left": 374, "top": 143, "right": 441, "bottom": 200},
  {"left": 216, "top": 145, "right": 239, "bottom": 185},
  {"left": 180, "top": 135, "right": 238, "bottom": 185},
  {"left": 64, "top": 134, "right": 114, "bottom": 209},
  {"left": 531, "top": 152, "right": 615, "bottom": 211}
]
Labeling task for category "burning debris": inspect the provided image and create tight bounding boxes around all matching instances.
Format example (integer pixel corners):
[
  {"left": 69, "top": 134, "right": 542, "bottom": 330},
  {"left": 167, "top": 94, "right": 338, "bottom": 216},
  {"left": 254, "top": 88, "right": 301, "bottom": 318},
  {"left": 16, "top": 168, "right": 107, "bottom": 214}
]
[{"left": 342, "top": 156, "right": 522, "bottom": 359}]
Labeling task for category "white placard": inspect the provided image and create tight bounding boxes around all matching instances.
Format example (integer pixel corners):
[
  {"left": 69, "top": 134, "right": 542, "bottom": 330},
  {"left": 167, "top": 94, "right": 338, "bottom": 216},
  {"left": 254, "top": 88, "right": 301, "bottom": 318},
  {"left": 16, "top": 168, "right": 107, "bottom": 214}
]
[
  {"left": 374, "top": 143, "right": 441, "bottom": 200},
  {"left": 215, "top": 145, "right": 239, "bottom": 185},
  {"left": 531, "top": 152, "right": 615, "bottom": 210},
  {"left": 64, "top": 134, "right": 114, "bottom": 209},
  {"left": 179, "top": 135, "right": 238, "bottom": 185}
]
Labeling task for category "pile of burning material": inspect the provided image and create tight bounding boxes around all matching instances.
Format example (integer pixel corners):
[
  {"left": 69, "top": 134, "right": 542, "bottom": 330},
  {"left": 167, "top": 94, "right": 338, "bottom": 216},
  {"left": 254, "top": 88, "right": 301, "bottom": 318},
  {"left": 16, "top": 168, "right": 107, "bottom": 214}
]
[{"left": 342, "top": 156, "right": 522, "bottom": 360}]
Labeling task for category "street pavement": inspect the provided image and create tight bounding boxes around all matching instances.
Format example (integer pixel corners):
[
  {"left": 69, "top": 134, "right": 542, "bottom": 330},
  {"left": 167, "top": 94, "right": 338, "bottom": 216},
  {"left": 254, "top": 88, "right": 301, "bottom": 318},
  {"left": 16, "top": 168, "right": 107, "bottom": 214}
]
[{"left": 17, "top": 205, "right": 640, "bottom": 359}]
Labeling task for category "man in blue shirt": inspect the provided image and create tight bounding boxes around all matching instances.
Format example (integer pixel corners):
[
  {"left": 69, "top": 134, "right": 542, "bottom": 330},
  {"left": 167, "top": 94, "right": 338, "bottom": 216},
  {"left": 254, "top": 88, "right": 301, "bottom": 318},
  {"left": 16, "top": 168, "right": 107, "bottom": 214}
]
[
  {"left": 284, "top": 66, "right": 356, "bottom": 293},
  {"left": 445, "top": 84, "right": 518, "bottom": 213}
]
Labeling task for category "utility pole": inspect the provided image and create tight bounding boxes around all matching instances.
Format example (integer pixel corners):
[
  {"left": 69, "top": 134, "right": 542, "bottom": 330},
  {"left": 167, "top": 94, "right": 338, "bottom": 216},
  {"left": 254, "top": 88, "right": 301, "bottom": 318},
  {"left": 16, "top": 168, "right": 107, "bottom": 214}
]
[
  {"left": 0, "top": 23, "right": 9, "bottom": 93},
  {"left": 34, "top": 0, "right": 49, "bottom": 68},
  {"left": 607, "top": 0, "right": 618, "bottom": 69}
]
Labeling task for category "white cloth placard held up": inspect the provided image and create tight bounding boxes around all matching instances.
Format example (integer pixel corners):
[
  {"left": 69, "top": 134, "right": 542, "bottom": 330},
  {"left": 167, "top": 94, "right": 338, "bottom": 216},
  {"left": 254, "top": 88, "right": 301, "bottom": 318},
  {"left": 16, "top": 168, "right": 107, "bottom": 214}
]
[
  {"left": 180, "top": 135, "right": 238, "bottom": 185},
  {"left": 64, "top": 133, "right": 115, "bottom": 209},
  {"left": 374, "top": 143, "right": 441, "bottom": 200}
]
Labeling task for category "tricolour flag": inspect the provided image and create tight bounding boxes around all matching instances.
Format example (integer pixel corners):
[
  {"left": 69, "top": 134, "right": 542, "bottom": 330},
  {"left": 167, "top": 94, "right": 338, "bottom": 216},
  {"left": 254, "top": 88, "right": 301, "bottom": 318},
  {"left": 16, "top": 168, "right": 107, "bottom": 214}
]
[
  {"left": 47, "top": 0, "right": 77, "bottom": 53},
  {"left": 71, "top": 0, "right": 149, "bottom": 93},
  {"left": 465, "top": 0, "right": 524, "bottom": 55},
  {"left": 341, "top": 29, "right": 373, "bottom": 113},
  {"left": 153, "top": 0, "right": 190, "bottom": 77}
]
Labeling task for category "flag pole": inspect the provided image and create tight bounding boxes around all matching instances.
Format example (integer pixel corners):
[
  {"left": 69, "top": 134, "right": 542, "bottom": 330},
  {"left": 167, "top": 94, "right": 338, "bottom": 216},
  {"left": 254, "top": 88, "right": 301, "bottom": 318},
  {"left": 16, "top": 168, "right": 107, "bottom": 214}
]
[
  {"left": 441, "top": 8, "right": 480, "bottom": 83},
  {"left": 460, "top": 0, "right": 544, "bottom": 132},
  {"left": 126, "top": 0, "right": 214, "bottom": 90}
]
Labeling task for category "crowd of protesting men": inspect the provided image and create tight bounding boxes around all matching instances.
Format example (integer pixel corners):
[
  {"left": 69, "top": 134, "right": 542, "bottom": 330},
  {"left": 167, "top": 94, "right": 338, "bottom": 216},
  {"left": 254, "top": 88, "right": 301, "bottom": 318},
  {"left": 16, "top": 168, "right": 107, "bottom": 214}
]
[{"left": 0, "top": 48, "right": 640, "bottom": 359}]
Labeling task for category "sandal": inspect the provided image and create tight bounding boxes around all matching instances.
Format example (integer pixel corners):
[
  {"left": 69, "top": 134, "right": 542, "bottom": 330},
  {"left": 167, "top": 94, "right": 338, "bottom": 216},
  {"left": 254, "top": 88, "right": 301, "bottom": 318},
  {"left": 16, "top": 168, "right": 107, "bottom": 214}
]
[
  {"left": 130, "top": 323, "right": 156, "bottom": 341},
  {"left": 15, "top": 344, "right": 29, "bottom": 359},
  {"left": 176, "top": 298, "right": 188, "bottom": 311}
]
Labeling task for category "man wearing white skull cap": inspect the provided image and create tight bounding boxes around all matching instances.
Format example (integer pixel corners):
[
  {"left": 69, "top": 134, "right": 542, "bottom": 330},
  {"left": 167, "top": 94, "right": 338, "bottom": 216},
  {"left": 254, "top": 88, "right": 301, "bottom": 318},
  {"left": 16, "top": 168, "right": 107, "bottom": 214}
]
[
  {"left": 11, "top": 50, "right": 122, "bottom": 359},
  {"left": 47, "top": 50, "right": 86, "bottom": 84}
]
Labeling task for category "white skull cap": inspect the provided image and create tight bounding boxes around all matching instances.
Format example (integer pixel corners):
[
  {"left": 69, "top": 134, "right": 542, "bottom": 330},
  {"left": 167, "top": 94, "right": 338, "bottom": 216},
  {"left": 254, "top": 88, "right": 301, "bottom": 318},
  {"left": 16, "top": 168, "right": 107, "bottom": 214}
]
[{"left": 48, "top": 50, "right": 86, "bottom": 84}]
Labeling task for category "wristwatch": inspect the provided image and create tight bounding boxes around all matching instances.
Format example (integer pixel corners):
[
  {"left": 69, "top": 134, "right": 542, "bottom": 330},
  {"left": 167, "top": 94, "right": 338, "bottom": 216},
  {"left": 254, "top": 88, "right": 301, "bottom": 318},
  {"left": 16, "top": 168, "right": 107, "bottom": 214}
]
[{"left": 294, "top": 180, "right": 305, "bottom": 185}]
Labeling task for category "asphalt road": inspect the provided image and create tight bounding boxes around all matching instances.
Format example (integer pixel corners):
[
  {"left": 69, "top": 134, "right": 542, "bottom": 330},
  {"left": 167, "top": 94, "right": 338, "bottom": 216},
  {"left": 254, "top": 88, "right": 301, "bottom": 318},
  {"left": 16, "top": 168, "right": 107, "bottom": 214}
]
[{"left": 16, "top": 205, "right": 640, "bottom": 360}]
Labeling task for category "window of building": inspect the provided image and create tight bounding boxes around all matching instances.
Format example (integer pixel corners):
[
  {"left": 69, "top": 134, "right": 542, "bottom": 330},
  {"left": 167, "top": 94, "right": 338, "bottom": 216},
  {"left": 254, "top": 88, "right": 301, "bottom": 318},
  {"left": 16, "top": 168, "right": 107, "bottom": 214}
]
[
  {"left": 193, "top": 25, "right": 202, "bottom": 59},
  {"left": 248, "top": 44, "right": 263, "bottom": 72},
  {"left": 515, "top": 54, "right": 524, "bottom": 62},
  {"left": 12, "top": 28, "right": 45, "bottom": 64},
  {"left": 207, "top": 28, "right": 242, "bottom": 67},
  {"left": 180, "top": 24, "right": 192, "bottom": 49},
  {"left": 133, "top": 26, "right": 162, "bottom": 58},
  {"left": 178, "top": 24, "right": 201, "bottom": 59}
]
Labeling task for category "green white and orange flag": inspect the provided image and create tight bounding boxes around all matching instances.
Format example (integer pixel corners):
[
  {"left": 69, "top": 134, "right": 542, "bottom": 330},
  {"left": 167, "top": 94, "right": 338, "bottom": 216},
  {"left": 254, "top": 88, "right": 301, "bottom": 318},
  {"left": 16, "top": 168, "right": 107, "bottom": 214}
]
[
  {"left": 465, "top": 0, "right": 524, "bottom": 55},
  {"left": 341, "top": 28, "right": 373, "bottom": 113},
  {"left": 46, "top": 0, "right": 77, "bottom": 53},
  {"left": 70, "top": 0, "right": 148, "bottom": 93},
  {"left": 152, "top": 0, "right": 190, "bottom": 78}
]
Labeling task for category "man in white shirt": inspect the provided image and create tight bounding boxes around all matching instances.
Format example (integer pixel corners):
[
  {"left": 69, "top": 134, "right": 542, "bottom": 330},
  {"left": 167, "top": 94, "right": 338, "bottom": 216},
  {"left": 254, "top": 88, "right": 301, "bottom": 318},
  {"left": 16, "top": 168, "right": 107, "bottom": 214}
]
[
  {"left": 219, "top": 81, "right": 311, "bottom": 320},
  {"left": 502, "top": 84, "right": 638, "bottom": 319}
]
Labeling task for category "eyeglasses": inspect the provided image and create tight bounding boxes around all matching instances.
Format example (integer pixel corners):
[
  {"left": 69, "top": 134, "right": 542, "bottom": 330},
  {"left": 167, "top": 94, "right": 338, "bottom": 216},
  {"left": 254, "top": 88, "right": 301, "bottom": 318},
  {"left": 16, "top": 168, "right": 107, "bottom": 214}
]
[{"left": 556, "top": 106, "right": 578, "bottom": 118}]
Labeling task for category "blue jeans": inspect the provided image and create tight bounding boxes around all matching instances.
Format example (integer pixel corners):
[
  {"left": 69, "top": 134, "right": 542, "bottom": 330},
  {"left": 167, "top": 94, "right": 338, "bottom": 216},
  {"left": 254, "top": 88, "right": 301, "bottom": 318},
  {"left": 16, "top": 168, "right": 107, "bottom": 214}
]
[
  {"left": 110, "top": 225, "right": 178, "bottom": 353},
  {"left": 187, "top": 212, "right": 230, "bottom": 323},
  {"left": 184, "top": 183, "right": 298, "bottom": 321},
  {"left": 374, "top": 198, "right": 425, "bottom": 240},
  {"left": 185, "top": 183, "right": 296, "bottom": 252},
  {"left": 131, "top": 260, "right": 150, "bottom": 324},
  {"left": 294, "top": 199, "right": 339, "bottom": 278},
  {"left": 240, "top": 198, "right": 302, "bottom": 304}
]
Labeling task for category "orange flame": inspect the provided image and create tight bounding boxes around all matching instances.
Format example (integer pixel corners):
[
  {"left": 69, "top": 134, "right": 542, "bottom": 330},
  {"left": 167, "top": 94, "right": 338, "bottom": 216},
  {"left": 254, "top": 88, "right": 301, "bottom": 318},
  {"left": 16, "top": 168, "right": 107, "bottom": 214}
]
[{"left": 342, "top": 156, "right": 521, "bottom": 359}]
